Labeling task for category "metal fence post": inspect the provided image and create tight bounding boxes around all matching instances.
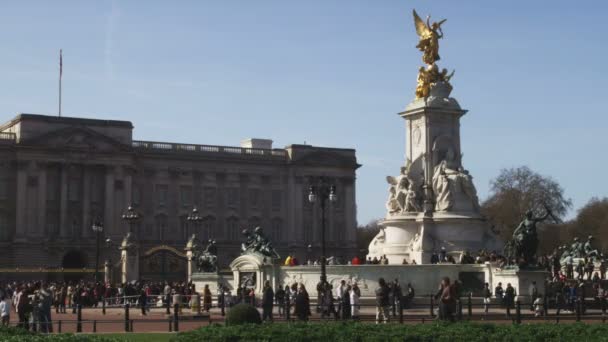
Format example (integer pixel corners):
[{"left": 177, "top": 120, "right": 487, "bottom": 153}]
[
  {"left": 168, "top": 318, "right": 172, "bottom": 332},
  {"left": 467, "top": 293, "right": 472, "bottom": 319},
  {"left": 57, "top": 320, "right": 62, "bottom": 333},
  {"left": 543, "top": 294, "right": 548, "bottom": 317},
  {"left": 430, "top": 295, "right": 435, "bottom": 317},
  {"left": 93, "top": 320, "right": 97, "bottom": 333},
  {"left": 576, "top": 299, "right": 581, "bottom": 322},
  {"left": 76, "top": 304, "right": 82, "bottom": 333},
  {"left": 173, "top": 303, "right": 179, "bottom": 332},
  {"left": 515, "top": 301, "right": 521, "bottom": 324},
  {"left": 102, "top": 298, "right": 106, "bottom": 315},
  {"left": 124, "top": 303, "right": 130, "bottom": 332},
  {"left": 286, "top": 298, "right": 291, "bottom": 321},
  {"left": 399, "top": 299, "right": 404, "bottom": 324}
]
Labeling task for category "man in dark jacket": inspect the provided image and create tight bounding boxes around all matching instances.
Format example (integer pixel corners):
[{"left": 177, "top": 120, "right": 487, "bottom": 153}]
[
  {"left": 375, "top": 278, "right": 390, "bottom": 324},
  {"left": 275, "top": 285, "right": 285, "bottom": 317},
  {"left": 262, "top": 281, "right": 274, "bottom": 322}
]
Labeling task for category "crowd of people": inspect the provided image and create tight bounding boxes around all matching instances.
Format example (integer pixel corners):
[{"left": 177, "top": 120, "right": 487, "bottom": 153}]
[{"left": 0, "top": 280, "right": 220, "bottom": 332}]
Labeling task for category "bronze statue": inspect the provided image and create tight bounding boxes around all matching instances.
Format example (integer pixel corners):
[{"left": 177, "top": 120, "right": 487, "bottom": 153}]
[
  {"left": 504, "top": 206, "right": 552, "bottom": 267},
  {"left": 194, "top": 239, "right": 218, "bottom": 273},
  {"left": 241, "top": 226, "right": 280, "bottom": 259},
  {"left": 413, "top": 10, "right": 446, "bottom": 65}
]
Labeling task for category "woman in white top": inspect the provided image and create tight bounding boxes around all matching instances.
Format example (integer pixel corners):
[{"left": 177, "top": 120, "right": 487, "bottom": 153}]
[{"left": 350, "top": 284, "right": 361, "bottom": 319}]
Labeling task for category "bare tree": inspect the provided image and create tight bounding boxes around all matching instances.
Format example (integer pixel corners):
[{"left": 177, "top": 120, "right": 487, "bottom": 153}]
[
  {"left": 481, "top": 166, "right": 572, "bottom": 242},
  {"left": 356, "top": 219, "right": 382, "bottom": 253}
]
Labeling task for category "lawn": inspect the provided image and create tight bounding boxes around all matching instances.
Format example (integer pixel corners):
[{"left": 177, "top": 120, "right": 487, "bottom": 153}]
[{"left": 95, "top": 333, "right": 174, "bottom": 342}]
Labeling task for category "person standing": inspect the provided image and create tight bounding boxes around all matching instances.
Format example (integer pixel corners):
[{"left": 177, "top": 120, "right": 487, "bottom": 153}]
[
  {"left": 163, "top": 282, "right": 172, "bottom": 312},
  {"left": 494, "top": 282, "right": 504, "bottom": 306},
  {"left": 483, "top": 282, "right": 492, "bottom": 314},
  {"left": 335, "top": 280, "right": 346, "bottom": 319},
  {"left": 295, "top": 284, "right": 310, "bottom": 321},
  {"left": 0, "top": 295, "right": 9, "bottom": 326},
  {"left": 38, "top": 283, "right": 53, "bottom": 333},
  {"left": 528, "top": 281, "right": 538, "bottom": 311},
  {"left": 203, "top": 285, "right": 212, "bottom": 312},
  {"left": 375, "top": 278, "right": 390, "bottom": 324},
  {"left": 350, "top": 283, "right": 361, "bottom": 320},
  {"left": 504, "top": 283, "right": 516, "bottom": 317},
  {"left": 393, "top": 279, "right": 402, "bottom": 313},
  {"left": 275, "top": 284, "right": 285, "bottom": 317},
  {"left": 139, "top": 289, "right": 147, "bottom": 316},
  {"left": 439, "top": 277, "right": 455, "bottom": 322},
  {"left": 406, "top": 283, "right": 415, "bottom": 309},
  {"left": 262, "top": 281, "right": 274, "bottom": 322}
]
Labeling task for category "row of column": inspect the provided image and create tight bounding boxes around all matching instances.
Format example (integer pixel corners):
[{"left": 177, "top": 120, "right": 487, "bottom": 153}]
[{"left": 14, "top": 161, "right": 131, "bottom": 240}]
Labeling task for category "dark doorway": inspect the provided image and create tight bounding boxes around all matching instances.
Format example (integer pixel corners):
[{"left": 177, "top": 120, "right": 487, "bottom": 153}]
[
  {"left": 62, "top": 250, "right": 87, "bottom": 268},
  {"left": 62, "top": 250, "right": 88, "bottom": 282}
]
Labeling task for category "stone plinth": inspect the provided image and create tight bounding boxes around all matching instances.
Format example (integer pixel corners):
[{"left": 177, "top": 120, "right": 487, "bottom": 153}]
[
  {"left": 368, "top": 88, "right": 502, "bottom": 264},
  {"left": 191, "top": 273, "right": 223, "bottom": 296},
  {"left": 492, "top": 268, "right": 549, "bottom": 304}
]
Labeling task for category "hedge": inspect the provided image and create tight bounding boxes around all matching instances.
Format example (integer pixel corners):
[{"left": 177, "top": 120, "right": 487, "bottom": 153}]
[
  {"left": 172, "top": 322, "right": 608, "bottom": 342},
  {"left": 0, "top": 326, "right": 118, "bottom": 341},
  {"left": 225, "top": 304, "right": 262, "bottom": 326}
]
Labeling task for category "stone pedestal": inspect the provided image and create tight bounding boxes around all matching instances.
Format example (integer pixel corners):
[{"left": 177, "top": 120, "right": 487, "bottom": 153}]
[
  {"left": 492, "top": 268, "right": 549, "bottom": 304},
  {"left": 120, "top": 234, "right": 139, "bottom": 283},
  {"left": 104, "top": 260, "right": 112, "bottom": 284},
  {"left": 229, "top": 253, "right": 277, "bottom": 297},
  {"left": 191, "top": 273, "right": 222, "bottom": 296},
  {"left": 368, "top": 84, "right": 501, "bottom": 264}
]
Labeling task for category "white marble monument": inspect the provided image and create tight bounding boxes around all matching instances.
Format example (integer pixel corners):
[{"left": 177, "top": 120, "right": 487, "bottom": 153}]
[{"left": 368, "top": 11, "right": 502, "bottom": 265}]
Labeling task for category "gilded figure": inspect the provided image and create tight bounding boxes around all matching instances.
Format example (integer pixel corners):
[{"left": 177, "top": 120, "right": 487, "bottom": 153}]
[{"left": 413, "top": 9, "right": 446, "bottom": 65}]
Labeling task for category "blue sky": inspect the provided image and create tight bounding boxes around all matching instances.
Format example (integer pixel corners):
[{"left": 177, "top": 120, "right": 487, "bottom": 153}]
[{"left": 0, "top": 1, "right": 606, "bottom": 225}]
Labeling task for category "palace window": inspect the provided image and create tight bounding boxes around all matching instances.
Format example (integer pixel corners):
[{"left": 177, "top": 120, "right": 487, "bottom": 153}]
[
  {"left": 271, "top": 217, "right": 282, "bottom": 242},
  {"left": 226, "top": 188, "right": 239, "bottom": 209},
  {"left": 180, "top": 186, "right": 192, "bottom": 207},
  {"left": 156, "top": 184, "right": 168, "bottom": 207},
  {"left": 204, "top": 187, "right": 216, "bottom": 208},
  {"left": 132, "top": 185, "right": 141, "bottom": 206},
  {"left": 226, "top": 216, "right": 240, "bottom": 241},
  {"left": 202, "top": 216, "right": 216, "bottom": 241},
  {"left": 271, "top": 190, "right": 281, "bottom": 211},
  {"left": 249, "top": 188, "right": 260, "bottom": 209},
  {"left": 155, "top": 215, "right": 168, "bottom": 241}
]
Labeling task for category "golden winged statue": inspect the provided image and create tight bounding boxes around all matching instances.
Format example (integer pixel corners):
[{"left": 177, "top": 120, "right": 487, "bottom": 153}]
[{"left": 413, "top": 9, "right": 446, "bottom": 65}]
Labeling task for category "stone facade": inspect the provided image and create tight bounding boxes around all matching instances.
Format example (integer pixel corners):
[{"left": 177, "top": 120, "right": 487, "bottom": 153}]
[{"left": 0, "top": 114, "right": 359, "bottom": 271}]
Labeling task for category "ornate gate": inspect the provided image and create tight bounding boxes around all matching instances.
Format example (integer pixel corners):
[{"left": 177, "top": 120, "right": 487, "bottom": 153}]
[{"left": 140, "top": 245, "right": 187, "bottom": 282}]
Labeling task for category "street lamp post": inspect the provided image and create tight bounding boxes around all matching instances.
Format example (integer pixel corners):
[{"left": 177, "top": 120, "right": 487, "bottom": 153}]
[
  {"left": 121, "top": 206, "right": 142, "bottom": 234},
  {"left": 92, "top": 220, "right": 104, "bottom": 283},
  {"left": 187, "top": 207, "right": 204, "bottom": 240},
  {"left": 308, "top": 181, "right": 337, "bottom": 285}
]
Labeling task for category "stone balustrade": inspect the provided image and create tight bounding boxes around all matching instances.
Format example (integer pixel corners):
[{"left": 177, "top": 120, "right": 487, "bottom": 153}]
[{"left": 132, "top": 140, "right": 288, "bottom": 158}]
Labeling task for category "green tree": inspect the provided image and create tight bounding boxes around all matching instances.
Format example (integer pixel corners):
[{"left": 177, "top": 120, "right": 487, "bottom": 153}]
[{"left": 481, "top": 166, "right": 572, "bottom": 243}]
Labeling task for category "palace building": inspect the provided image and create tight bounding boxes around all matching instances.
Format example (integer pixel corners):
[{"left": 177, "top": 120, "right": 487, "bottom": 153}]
[{"left": 0, "top": 114, "right": 359, "bottom": 280}]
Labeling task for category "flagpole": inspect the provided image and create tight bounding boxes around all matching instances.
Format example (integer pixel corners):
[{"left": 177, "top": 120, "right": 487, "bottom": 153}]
[{"left": 59, "top": 49, "right": 62, "bottom": 117}]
